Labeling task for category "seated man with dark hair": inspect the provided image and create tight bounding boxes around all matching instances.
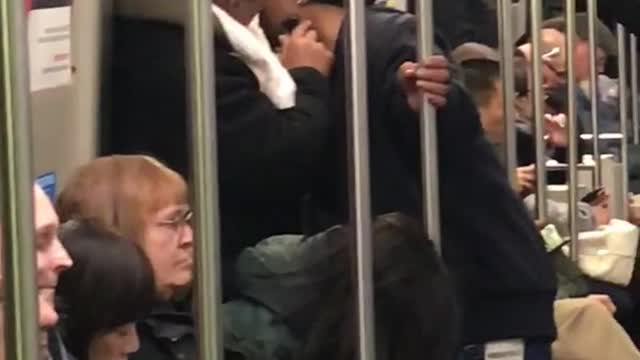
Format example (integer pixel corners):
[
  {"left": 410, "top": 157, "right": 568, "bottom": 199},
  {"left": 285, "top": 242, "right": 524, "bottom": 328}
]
[
  {"left": 261, "top": 2, "right": 557, "bottom": 359},
  {"left": 450, "top": 44, "right": 504, "bottom": 146},
  {"left": 452, "top": 43, "right": 602, "bottom": 231}
]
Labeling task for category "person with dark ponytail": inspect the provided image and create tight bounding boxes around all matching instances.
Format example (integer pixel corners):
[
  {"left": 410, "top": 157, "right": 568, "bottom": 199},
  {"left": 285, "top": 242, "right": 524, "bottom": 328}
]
[
  {"left": 223, "top": 213, "right": 458, "bottom": 360},
  {"left": 56, "top": 219, "right": 156, "bottom": 360}
]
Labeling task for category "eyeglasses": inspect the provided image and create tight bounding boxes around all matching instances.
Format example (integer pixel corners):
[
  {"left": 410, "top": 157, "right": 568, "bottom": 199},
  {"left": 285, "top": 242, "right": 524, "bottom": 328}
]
[
  {"left": 541, "top": 47, "right": 567, "bottom": 80},
  {"left": 157, "top": 209, "right": 193, "bottom": 229},
  {"left": 544, "top": 62, "right": 567, "bottom": 80}
]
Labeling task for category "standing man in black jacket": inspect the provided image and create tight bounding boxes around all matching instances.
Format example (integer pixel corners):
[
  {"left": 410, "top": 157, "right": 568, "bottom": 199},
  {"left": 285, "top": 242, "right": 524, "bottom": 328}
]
[
  {"left": 262, "top": 1, "right": 557, "bottom": 358},
  {"left": 106, "top": 0, "right": 337, "bottom": 298}
]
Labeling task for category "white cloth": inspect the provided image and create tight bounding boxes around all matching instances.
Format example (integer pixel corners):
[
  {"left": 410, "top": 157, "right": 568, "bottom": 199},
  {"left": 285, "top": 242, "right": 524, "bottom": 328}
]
[
  {"left": 211, "top": 5, "right": 296, "bottom": 109},
  {"left": 579, "top": 76, "right": 619, "bottom": 105},
  {"left": 598, "top": 75, "right": 619, "bottom": 105},
  {"left": 563, "top": 219, "right": 639, "bottom": 286}
]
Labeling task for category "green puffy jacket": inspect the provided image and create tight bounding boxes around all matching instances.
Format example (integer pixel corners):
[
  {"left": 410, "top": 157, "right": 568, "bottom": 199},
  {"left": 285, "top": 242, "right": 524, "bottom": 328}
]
[{"left": 224, "top": 227, "right": 346, "bottom": 360}]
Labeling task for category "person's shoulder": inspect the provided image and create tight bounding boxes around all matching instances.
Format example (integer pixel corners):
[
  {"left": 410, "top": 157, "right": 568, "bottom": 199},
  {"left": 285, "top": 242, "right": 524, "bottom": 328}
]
[
  {"left": 366, "top": 6, "right": 415, "bottom": 23},
  {"left": 363, "top": 6, "right": 448, "bottom": 58},
  {"left": 358, "top": 7, "right": 419, "bottom": 74},
  {"left": 236, "top": 226, "right": 343, "bottom": 276},
  {"left": 365, "top": 6, "right": 416, "bottom": 42}
]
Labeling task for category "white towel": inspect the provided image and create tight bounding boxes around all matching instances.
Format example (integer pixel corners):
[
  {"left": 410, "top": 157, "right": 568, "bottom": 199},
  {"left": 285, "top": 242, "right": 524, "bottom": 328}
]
[{"left": 212, "top": 5, "right": 297, "bottom": 109}]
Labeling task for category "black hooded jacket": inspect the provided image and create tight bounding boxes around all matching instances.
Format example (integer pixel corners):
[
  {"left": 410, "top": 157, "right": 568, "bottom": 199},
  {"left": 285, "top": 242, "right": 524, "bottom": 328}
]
[{"left": 316, "top": 7, "right": 557, "bottom": 344}]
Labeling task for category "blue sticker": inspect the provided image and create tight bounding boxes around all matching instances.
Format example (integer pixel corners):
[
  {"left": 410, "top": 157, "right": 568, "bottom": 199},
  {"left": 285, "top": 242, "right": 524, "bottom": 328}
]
[{"left": 36, "top": 172, "right": 56, "bottom": 201}]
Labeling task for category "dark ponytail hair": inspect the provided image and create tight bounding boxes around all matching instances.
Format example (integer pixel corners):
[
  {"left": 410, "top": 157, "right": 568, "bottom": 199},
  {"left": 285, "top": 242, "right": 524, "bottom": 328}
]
[
  {"left": 300, "top": 213, "right": 459, "bottom": 360},
  {"left": 56, "top": 219, "right": 156, "bottom": 360}
]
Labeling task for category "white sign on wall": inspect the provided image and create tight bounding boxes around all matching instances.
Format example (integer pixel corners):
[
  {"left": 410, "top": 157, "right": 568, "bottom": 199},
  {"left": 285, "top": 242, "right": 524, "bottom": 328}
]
[{"left": 28, "top": 2, "right": 72, "bottom": 92}]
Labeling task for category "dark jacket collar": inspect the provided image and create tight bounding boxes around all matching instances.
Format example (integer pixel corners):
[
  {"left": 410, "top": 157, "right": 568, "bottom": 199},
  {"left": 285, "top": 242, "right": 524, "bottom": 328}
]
[{"left": 142, "top": 300, "right": 195, "bottom": 341}]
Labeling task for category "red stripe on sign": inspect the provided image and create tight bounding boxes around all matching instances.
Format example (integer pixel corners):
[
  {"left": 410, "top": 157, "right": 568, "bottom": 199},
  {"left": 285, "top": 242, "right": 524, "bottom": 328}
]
[{"left": 53, "top": 53, "right": 69, "bottom": 62}]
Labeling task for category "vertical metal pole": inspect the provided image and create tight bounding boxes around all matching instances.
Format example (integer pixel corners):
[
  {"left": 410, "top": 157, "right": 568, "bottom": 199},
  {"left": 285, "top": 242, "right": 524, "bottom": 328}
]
[
  {"left": 530, "top": 0, "right": 547, "bottom": 222},
  {"left": 185, "top": 0, "right": 223, "bottom": 359},
  {"left": 0, "top": 0, "right": 41, "bottom": 358},
  {"left": 416, "top": 0, "right": 441, "bottom": 253},
  {"left": 498, "top": 0, "right": 518, "bottom": 188},
  {"left": 566, "top": 0, "right": 579, "bottom": 261},
  {"left": 344, "top": 0, "right": 375, "bottom": 358},
  {"left": 617, "top": 24, "right": 629, "bottom": 220},
  {"left": 631, "top": 35, "right": 639, "bottom": 145},
  {"left": 587, "top": 0, "right": 601, "bottom": 185}
]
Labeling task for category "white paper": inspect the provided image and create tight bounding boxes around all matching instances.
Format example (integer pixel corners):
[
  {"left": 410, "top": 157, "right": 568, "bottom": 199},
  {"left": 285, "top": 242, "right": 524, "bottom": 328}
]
[
  {"left": 28, "top": 6, "right": 72, "bottom": 92},
  {"left": 484, "top": 339, "right": 525, "bottom": 360}
]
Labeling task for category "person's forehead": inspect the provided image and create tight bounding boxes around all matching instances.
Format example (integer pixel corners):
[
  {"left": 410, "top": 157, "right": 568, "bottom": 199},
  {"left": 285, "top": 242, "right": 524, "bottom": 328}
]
[
  {"left": 34, "top": 186, "right": 59, "bottom": 231},
  {"left": 541, "top": 29, "right": 565, "bottom": 46},
  {"left": 154, "top": 203, "right": 190, "bottom": 218}
]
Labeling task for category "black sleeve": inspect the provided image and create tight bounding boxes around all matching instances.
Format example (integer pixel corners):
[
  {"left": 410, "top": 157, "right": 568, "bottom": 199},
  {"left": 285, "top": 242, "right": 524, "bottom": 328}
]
[
  {"left": 215, "top": 55, "right": 332, "bottom": 198},
  {"left": 379, "top": 17, "right": 422, "bottom": 160},
  {"left": 379, "top": 15, "right": 456, "bottom": 157}
]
